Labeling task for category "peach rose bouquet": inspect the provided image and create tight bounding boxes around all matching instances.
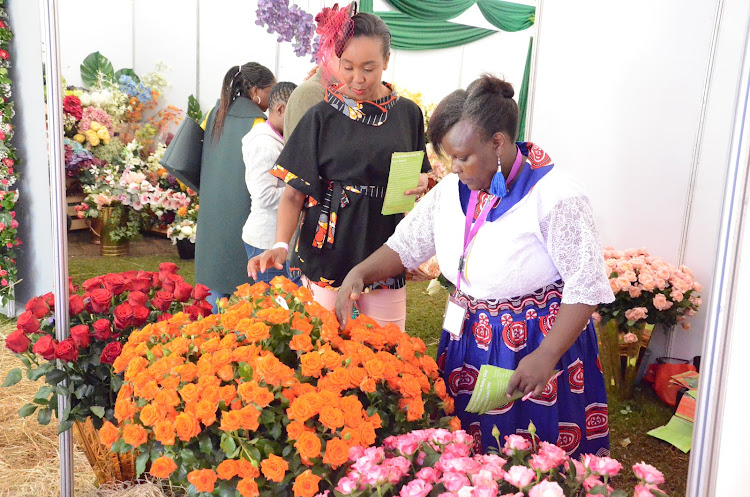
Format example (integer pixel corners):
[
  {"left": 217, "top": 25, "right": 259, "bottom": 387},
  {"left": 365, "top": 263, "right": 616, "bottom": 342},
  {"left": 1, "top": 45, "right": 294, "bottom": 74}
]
[
  {"left": 101, "top": 277, "right": 456, "bottom": 497},
  {"left": 597, "top": 247, "right": 702, "bottom": 332},
  {"left": 594, "top": 247, "right": 702, "bottom": 399}
]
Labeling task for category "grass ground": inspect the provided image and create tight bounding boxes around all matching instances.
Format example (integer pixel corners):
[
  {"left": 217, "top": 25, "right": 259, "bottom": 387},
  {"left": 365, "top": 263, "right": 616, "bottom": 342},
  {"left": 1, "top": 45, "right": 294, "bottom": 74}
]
[{"left": 1, "top": 255, "right": 690, "bottom": 496}]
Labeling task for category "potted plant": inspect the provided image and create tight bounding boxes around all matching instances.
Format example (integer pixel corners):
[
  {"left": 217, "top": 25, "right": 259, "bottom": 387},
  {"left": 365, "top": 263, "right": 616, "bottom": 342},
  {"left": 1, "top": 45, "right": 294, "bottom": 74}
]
[{"left": 166, "top": 188, "right": 198, "bottom": 259}]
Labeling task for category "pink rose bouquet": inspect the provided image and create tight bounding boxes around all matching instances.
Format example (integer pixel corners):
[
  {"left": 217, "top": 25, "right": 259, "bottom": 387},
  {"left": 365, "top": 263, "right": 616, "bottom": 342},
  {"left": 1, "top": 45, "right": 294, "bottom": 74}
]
[{"left": 329, "top": 427, "right": 669, "bottom": 497}]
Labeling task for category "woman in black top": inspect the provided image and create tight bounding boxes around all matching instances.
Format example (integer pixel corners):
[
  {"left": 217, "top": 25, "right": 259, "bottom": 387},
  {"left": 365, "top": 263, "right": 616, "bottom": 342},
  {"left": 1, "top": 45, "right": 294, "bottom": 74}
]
[{"left": 248, "top": 10, "right": 429, "bottom": 329}]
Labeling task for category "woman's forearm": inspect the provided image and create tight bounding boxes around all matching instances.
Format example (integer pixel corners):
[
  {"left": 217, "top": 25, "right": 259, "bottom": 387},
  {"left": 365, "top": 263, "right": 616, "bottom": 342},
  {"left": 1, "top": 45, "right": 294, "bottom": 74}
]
[
  {"left": 536, "top": 302, "right": 597, "bottom": 363},
  {"left": 275, "top": 185, "right": 305, "bottom": 244},
  {"left": 351, "top": 245, "right": 406, "bottom": 284}
]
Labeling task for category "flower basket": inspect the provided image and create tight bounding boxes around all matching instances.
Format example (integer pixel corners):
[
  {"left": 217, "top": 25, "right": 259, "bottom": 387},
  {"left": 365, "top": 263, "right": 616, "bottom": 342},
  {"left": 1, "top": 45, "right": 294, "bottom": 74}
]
[
  {"left": 99, "top": 205, "right": 130, "bottom": 257},
  {"left": 73, "top": 417, "right": 136, "bottom": 484},
  {"left": 595, "top": 319, "right": 654, "bottom": 400}
]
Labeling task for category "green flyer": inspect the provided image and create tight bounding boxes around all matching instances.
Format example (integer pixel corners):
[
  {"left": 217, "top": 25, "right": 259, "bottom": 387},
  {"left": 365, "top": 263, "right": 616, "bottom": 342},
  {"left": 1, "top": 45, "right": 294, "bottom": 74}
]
[{"left": 381, "top": 151, "right": 424, "bottom": 215}]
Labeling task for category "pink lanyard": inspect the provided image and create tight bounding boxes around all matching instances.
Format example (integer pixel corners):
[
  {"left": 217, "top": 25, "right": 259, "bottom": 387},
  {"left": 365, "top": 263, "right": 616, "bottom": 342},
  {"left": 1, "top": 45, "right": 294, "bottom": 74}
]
[{"left": 456, "top": 147, "right": 524, "bottom": 292}]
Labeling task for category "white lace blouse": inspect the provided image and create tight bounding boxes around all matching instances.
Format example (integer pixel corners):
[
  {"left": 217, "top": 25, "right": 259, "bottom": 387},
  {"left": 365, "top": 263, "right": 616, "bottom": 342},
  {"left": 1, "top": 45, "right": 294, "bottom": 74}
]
[{"left": 386, "top": 170, "right": 615, "bottom": 304}]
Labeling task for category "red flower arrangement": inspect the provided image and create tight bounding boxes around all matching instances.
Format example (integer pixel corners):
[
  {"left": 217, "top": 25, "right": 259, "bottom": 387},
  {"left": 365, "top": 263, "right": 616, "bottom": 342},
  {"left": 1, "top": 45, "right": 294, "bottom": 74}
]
[
  {"left": 2, "top": 263, "right": 211, "bottom": 432},
  {"left": 63, "top": 94, "right": 83, "bottom": 121}
]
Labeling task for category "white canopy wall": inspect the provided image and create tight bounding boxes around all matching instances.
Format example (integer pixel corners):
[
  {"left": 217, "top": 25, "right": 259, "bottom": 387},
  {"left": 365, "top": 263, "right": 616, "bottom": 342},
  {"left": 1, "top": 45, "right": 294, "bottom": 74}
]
[{"left": 528, "top": 0, "right": 749, "bottom": 363}]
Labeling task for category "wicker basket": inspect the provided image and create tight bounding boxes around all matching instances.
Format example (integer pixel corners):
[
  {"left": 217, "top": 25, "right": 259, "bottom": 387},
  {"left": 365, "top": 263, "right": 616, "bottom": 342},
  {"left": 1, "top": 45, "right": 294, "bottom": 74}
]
[{"left": 72, "top": 418, "right": 137, "bottom": 484}]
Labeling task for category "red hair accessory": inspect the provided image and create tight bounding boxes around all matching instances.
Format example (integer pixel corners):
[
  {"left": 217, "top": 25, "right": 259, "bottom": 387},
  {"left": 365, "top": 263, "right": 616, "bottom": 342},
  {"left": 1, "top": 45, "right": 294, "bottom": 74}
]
[{"left": 314, "top": 2, "right": 357, "bottom": 87}]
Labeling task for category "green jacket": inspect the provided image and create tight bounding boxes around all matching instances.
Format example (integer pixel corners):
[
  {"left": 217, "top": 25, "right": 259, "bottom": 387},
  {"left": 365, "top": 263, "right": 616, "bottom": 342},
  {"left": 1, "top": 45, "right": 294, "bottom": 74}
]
[{"left": 195, "top": 97, "right": 266, "bottom": 294}]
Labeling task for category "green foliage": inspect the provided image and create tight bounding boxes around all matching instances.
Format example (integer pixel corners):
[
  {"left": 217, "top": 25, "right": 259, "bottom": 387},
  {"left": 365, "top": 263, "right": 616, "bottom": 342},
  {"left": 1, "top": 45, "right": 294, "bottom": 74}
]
[
  {"left": 188, "top": 94, "right": 203, "bottom": 123},
  {"left": 80, "top": 51, "right": 115, "bottom": 88},
  {"left": 114, "top": 68, "right": 140, "bottom": 84}
]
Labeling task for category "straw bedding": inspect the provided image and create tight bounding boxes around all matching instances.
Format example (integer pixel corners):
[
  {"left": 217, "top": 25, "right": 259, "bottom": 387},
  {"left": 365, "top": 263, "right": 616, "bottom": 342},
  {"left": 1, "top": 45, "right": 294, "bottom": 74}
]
[{"left": 0, "top": 321, "right": 176, "bottom": 497}]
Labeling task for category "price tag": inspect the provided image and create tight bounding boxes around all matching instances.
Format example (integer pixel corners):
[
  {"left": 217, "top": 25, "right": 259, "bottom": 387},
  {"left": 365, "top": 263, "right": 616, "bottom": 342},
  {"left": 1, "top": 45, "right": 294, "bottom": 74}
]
[
  {"left": 275, "top": 295, "right": 289, "bottom": 310},
  {"left": 443, "top": 296, "right": 467, "bottom": 338}
]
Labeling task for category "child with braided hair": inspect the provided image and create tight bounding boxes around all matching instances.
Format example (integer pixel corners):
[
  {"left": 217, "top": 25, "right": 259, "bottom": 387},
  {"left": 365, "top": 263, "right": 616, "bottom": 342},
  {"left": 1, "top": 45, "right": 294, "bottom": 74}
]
[{"left": 241, "top": 82, "right": 298, "bottom": 284}]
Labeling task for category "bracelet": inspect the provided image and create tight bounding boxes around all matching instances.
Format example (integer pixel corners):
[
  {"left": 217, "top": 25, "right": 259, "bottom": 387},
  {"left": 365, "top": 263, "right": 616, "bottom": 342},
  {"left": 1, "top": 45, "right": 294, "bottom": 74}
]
[{"left": 272, "top": 242, "right": 289, "bottom": 252}]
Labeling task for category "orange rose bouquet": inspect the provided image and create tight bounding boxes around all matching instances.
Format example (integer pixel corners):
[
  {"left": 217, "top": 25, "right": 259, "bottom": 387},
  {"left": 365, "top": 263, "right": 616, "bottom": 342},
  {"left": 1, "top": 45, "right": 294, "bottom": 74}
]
[{"left": 102, "top": 277, "right": 456, "bottom": 496}]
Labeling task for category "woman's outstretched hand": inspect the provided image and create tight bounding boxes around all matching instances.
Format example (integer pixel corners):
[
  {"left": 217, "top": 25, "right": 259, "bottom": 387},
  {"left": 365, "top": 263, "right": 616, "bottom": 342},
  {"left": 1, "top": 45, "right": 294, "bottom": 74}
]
[
  {"left": 335, "top": 270, "right": 365, "bottom": 330},
  {"left": 404, "top": 173, "right": 429, "bottom": 198},
  {"left": 247, "top": 247, "right": 287, "bottom": 280}
]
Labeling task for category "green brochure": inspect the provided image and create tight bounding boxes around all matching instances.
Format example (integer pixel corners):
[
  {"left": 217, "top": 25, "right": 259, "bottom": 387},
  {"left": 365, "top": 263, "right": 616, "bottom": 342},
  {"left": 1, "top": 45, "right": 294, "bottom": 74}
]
[
  {"left": 648, "top": 415, "right": 693, "bottom": 453},
  {"left": 465, "top": 365, "right": 524, "bottom": 414},
  {"left": 381, "top": 151, "right": 424, "bottom": 216}
]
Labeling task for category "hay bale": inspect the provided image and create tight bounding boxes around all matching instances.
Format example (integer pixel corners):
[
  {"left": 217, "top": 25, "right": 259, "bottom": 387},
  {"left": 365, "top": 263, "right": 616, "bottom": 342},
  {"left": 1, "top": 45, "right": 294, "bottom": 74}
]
[
  {"left": 80, "top": 479, "right": 173, "bottom": 497},
  {"left": 0, "top": 322, "right": 97, "bottom": 496}
]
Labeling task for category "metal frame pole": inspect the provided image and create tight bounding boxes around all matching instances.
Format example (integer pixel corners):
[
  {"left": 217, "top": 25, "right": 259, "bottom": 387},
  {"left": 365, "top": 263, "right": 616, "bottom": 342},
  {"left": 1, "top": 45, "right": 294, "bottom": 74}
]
[
  {"left": 39, "top": 0, "right": 73, "bottom": 495},
  {"left": 686, "top": 13, "right": 750, "bottom": 496}
]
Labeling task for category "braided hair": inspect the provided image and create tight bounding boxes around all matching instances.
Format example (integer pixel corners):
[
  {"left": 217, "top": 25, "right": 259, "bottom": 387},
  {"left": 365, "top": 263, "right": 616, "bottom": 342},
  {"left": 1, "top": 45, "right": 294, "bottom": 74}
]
[
  {"left": 211, "top": 62, "right": 275, "bottom": 141},
  {"left": 268, "top": 81, "right": 298, "bottom": 109}
]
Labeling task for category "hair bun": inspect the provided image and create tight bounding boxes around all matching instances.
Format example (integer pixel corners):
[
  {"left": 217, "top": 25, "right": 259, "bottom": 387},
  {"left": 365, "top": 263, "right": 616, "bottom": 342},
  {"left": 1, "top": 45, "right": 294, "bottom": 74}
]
[
  {"left": 499, "top": 82, "right": 514, "bottom": 99},
  {"left": 466, "top": 74, "right": 515, "bottom": 100}
]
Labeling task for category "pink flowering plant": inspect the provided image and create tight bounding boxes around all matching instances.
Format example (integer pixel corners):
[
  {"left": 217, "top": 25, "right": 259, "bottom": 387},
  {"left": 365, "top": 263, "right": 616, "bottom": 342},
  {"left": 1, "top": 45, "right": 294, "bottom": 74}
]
[{"left": 330, "top": 424, "right": 669, "bottom": 497}]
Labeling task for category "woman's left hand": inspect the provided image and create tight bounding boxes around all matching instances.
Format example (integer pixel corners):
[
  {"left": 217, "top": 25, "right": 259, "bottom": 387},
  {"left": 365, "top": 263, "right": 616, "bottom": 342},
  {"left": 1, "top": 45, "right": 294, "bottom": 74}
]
[
  {"left": 506, "top": 349, "right": 559, "bottom": 399},
  {"left": 404, "top": 173, "right": 429, "bottom": 197}
]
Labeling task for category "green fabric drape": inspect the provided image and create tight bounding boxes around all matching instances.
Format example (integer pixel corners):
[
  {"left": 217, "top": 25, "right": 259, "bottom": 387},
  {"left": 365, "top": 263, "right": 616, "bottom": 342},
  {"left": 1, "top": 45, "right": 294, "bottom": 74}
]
[
  {"left": 477, "top": 0, "right": 535, "bottom": 32},
  {"left": 377, "top": 12, "right": 497, "bottom": 50},
  {"left": 384, "top": 0, "right": 475, "bottom": 21},
  {"left": 358, "top": 0, "right": 373, "bottom": 13},
  {"left": 517, "top": 36, "right": 533, "bottom": 141}
]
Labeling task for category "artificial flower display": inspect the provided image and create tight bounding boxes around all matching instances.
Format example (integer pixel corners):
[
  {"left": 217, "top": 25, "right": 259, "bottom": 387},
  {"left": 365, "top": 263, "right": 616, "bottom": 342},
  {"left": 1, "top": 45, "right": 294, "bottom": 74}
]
[
  {"left": 102, "top": 277, "right": 455, "bottom": 496},
  {"left": 0, "top": 1, "right": 19, "bottom": 306},
  {"left": 2, "top": 264, "right": 212, "bottom": 431}
]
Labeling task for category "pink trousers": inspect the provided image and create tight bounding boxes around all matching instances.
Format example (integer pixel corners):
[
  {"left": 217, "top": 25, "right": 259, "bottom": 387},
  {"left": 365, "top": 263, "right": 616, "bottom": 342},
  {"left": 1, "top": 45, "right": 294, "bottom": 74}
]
[{"left": 302, "top": 276, "right": 407, "bottom": 331}]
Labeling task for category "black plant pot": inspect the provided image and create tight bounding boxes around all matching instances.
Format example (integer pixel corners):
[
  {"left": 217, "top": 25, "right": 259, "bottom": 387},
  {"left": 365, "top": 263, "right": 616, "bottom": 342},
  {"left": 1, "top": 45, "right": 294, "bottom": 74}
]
[{"left": 176, "top": 238, "right": 195, "bottom": 260}]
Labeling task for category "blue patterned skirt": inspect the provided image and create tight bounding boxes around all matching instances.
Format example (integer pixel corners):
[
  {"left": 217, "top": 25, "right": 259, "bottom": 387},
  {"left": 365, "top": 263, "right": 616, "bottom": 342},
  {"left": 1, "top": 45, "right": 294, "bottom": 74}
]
[{"left": 437, "top": 280, "right": 610, "bottom": 458}]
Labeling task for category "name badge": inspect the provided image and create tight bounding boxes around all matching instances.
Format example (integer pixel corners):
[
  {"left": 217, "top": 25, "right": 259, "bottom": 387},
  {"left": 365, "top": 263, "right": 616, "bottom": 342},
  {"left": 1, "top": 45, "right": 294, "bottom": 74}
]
[{"left": 443, "top": 295, "right": 468, "bottom": 338}]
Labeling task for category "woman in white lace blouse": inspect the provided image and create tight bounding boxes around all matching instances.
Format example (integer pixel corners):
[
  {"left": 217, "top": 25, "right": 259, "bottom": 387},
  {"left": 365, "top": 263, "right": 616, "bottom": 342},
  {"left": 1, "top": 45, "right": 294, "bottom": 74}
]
[{"left": 335, "top": 74, "right": 615, "bottom": 457}]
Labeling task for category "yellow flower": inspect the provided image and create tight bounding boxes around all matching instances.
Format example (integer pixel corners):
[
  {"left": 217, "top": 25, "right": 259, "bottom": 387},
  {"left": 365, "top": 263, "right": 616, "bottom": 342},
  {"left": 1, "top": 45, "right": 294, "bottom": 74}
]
[
  {"left": 90, "top": 121, "right": 101, "bottom": 132},
  {"left": 85, "top": 129, "right": 100, "bottom": 146},
  {"left": 73, "top": 133, "right": 85, "bottom": 143}
]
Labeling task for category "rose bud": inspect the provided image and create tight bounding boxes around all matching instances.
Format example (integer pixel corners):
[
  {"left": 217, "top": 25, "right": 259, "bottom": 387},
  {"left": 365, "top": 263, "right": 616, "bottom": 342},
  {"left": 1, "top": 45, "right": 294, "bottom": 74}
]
[
  {"left": 100, "top": 341, "right": 123, "bottom": 364},
  {"left": 17, "top": 311, "right": 40, "bottom": 334},
  {"left": 5, "top": 329, "right": 31, "bottom": 353},
  {"left": 92, "top": 319, "right": 112, "bottom": 341},
  {"left": 192, "top": 284, "right": 211, "bottom": 300},
  {"left": 54, "top": 337, "right": 79, "bottom": 362},
  {"left": 25, "top": 296, "right": 50, "bottom": 318},
  {"left": 69, "top": 325, "right": 91, "bottom": 348},
  {"left": 68, "top": 294, "right": 85, "bottom": 316}
]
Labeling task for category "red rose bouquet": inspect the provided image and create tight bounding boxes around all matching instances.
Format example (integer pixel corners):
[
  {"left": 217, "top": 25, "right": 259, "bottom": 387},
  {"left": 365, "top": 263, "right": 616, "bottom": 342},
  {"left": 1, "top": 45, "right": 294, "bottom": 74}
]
[{"left": 2, "top": 263, "right": 212, "bottom": 432}]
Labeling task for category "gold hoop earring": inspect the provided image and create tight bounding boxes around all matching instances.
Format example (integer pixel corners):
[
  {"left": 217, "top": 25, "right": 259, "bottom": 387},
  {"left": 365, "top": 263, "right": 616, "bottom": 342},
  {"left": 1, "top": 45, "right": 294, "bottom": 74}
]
[{"left": 254, "top": 96, "right": 261, "bottom": 105}]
